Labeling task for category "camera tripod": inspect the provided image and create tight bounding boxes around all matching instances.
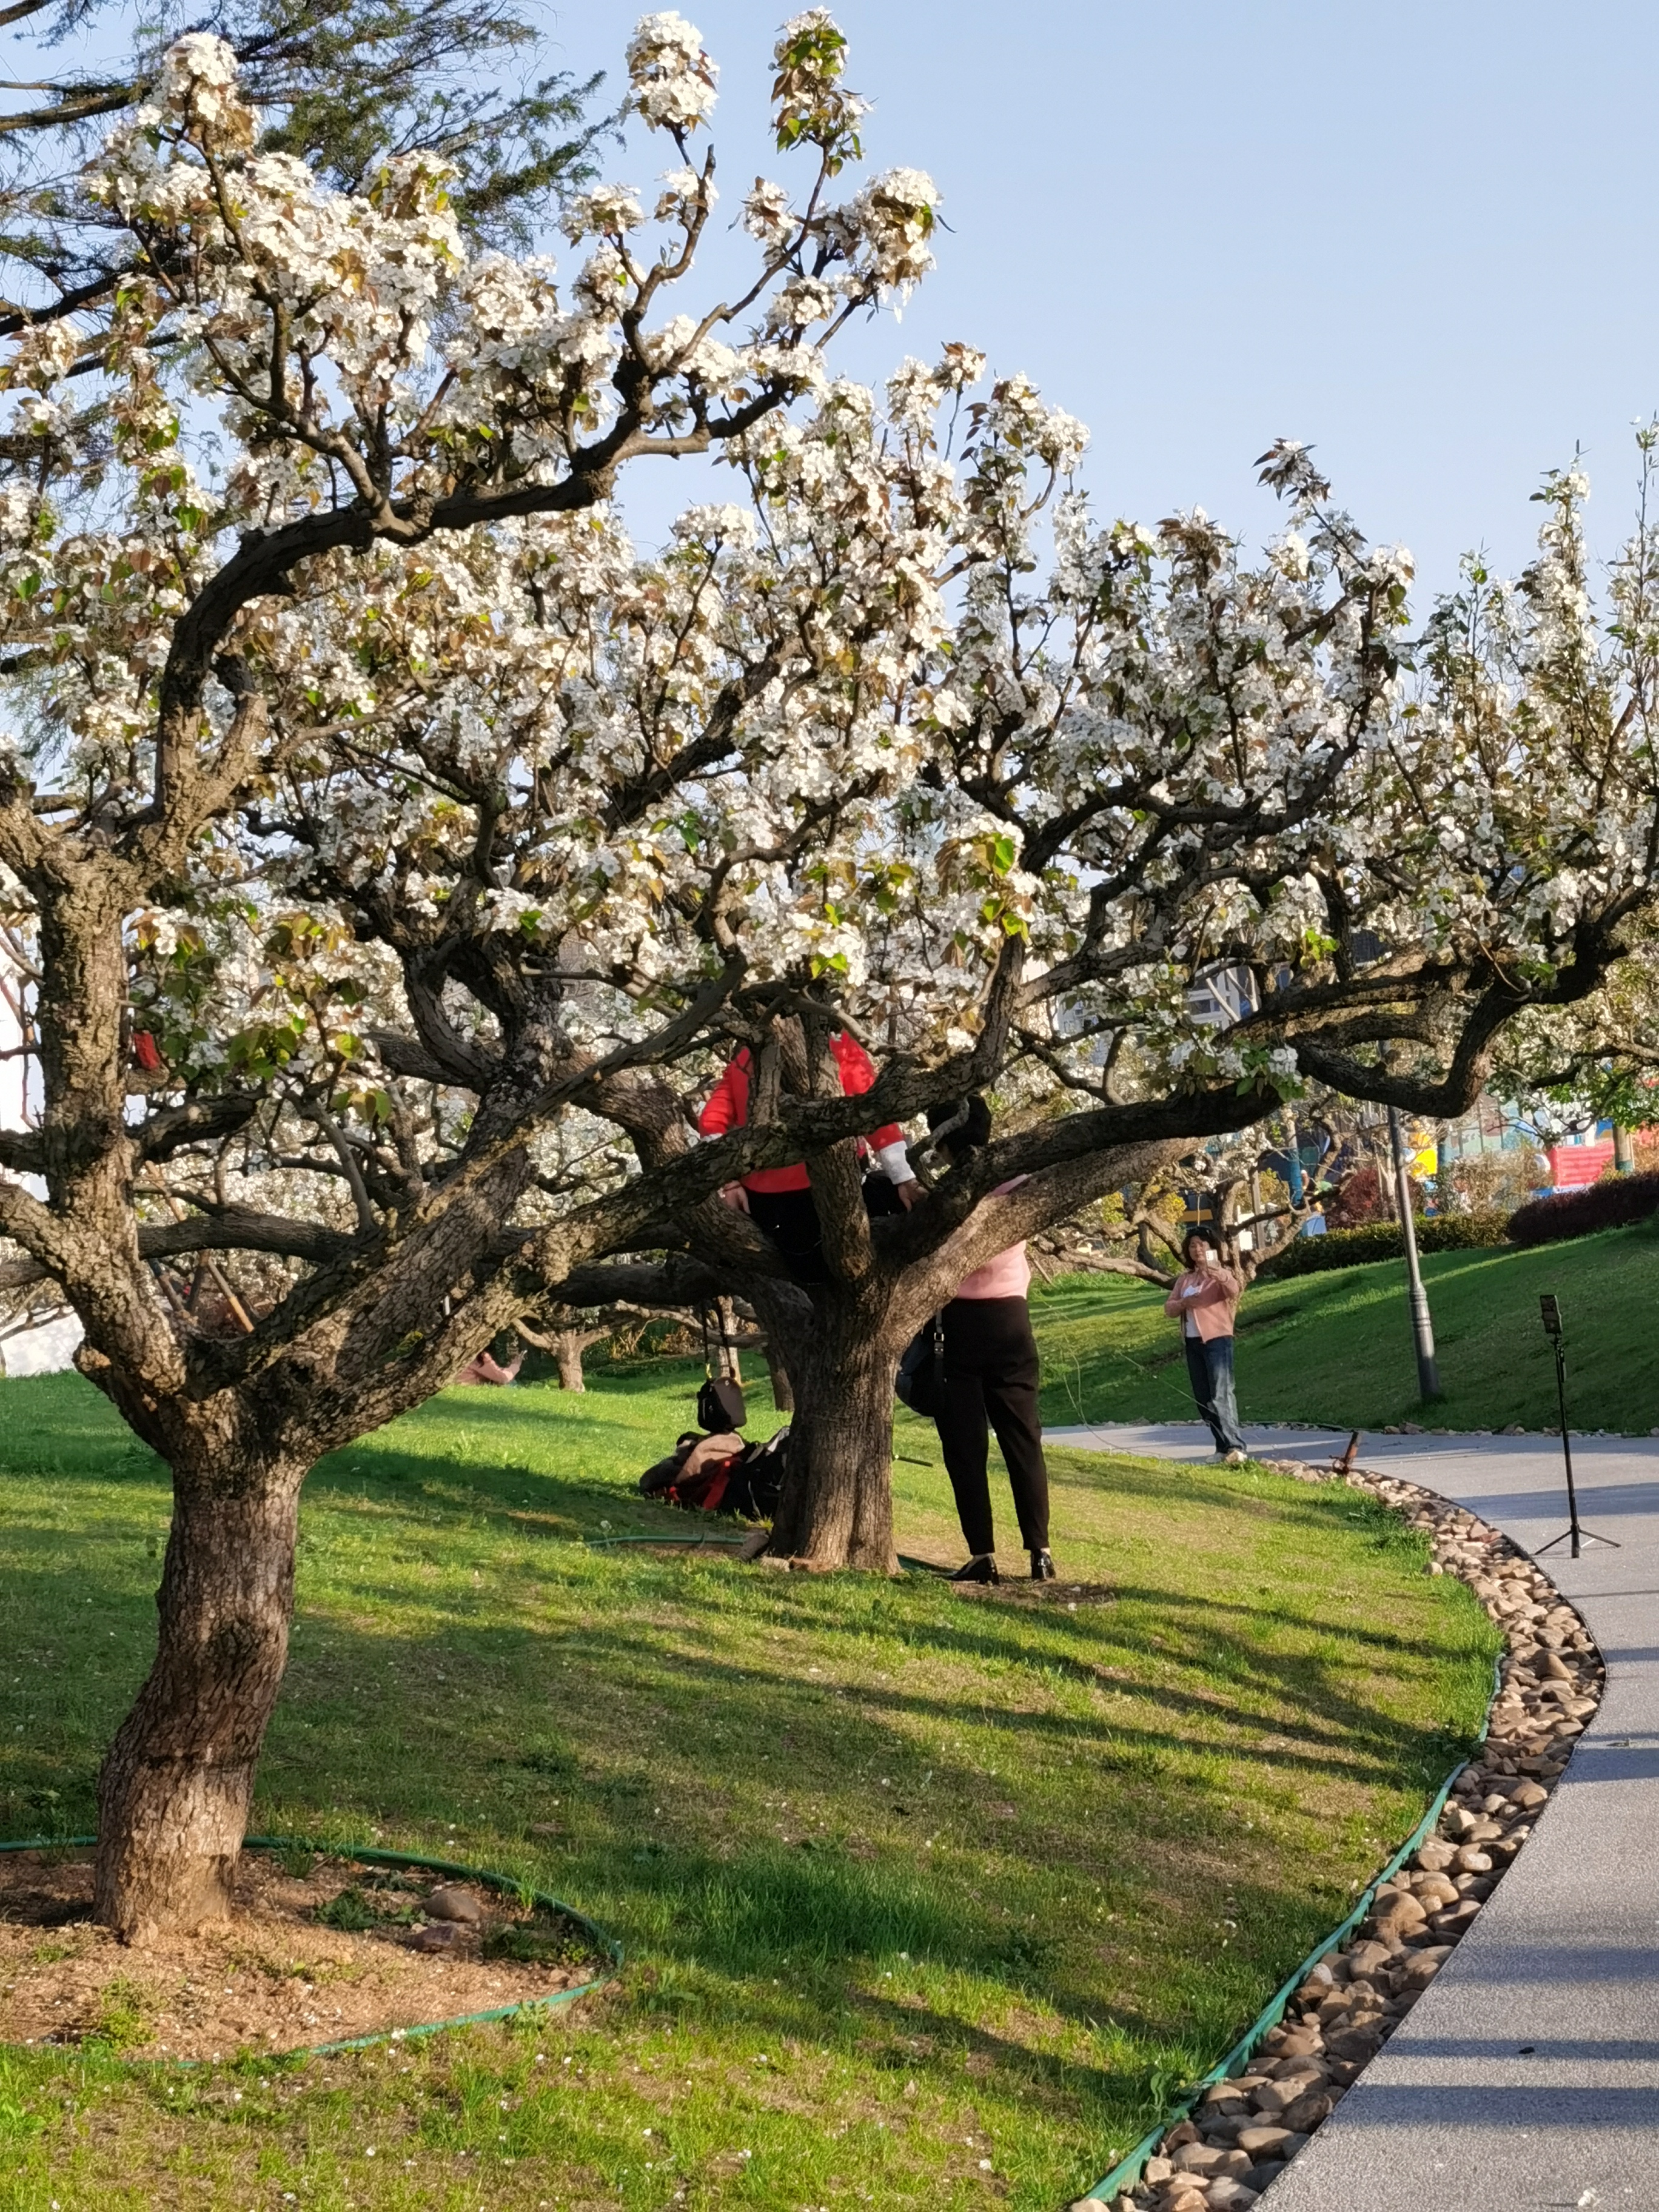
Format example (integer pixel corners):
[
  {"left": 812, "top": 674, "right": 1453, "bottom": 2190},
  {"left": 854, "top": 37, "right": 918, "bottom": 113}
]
[{"left": 1534, "top": 1295, "right": 1618, "bottom": 1562}]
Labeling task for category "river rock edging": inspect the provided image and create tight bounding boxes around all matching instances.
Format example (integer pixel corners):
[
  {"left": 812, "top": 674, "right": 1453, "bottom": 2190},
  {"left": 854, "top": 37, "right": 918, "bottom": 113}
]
[{"left": 1069, "top": 1455, "right": 1606, "bottom": 2212}]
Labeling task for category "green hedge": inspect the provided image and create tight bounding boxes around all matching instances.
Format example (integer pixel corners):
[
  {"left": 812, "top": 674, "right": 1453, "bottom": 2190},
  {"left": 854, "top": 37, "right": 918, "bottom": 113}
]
[
  {"left": 1507, "top": 1173, "right": 1659, "bottom": 1246},
  {"left": 1254, "top": 1212, "right": 1510, "bottom": 1280}
]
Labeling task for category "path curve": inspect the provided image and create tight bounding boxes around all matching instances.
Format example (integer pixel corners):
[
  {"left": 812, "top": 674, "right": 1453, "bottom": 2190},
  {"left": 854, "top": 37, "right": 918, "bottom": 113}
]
[{"left": 1051, "top": 1423, "right": 1659, "bottom": 2212}]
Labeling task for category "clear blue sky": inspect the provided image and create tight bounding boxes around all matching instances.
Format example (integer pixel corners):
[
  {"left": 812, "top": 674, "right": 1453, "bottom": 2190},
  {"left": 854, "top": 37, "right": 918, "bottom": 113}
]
[{"left": 546, "top": 0, "right": 1659, "bottom": 599}]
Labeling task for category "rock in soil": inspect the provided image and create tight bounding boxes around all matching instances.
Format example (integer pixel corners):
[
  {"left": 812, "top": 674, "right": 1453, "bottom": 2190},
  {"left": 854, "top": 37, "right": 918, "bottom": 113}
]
[
  {"left": 0, "top": 1847, "right": 602, "bottom": 2060},
  {"left": 424, "top": 1882, "right": 486, "bottom": 1923},
  {"left": 406, "top": 1920, "right": 465, "bottom": 1952}
]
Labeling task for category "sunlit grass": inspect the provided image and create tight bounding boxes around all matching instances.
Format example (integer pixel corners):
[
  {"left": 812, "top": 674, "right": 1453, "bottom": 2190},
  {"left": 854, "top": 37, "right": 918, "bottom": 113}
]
[
  {"left": 1035, "top": 1220, "right": 1659, "bottom": 1432},
  {"left": 1, "top": 1357, "right": 1497, "bottom": 2209}
]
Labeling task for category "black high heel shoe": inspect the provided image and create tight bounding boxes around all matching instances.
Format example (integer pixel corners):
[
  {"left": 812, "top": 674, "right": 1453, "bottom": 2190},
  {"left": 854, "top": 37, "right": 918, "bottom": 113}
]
[
  {"left": 1030, "top": 1548, "right": 1056, "bottom": 1581},
  {"left": 951, "top": 1553, "right": 999, "bottom": 1584}
]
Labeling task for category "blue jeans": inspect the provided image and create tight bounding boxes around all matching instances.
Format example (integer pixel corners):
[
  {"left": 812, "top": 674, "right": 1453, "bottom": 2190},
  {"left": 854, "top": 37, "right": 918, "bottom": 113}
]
[{"left": 1184, "top": 1333, "right": 1246, "bottom": 1454}]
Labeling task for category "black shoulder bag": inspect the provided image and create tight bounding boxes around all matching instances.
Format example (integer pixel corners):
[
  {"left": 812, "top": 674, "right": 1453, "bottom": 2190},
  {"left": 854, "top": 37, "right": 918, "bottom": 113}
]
[
  {"left": 895, "top": 1313, "right": 946, "bottom": 1419},
  {"left": 696, "top": 1304, "right": 748, "bottom": 1432}
]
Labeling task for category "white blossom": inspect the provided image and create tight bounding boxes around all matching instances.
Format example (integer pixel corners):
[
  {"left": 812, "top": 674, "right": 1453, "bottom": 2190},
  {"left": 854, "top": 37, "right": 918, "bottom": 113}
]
[{"left": 626, "top": 13, "right": 719, "bottom": 133}]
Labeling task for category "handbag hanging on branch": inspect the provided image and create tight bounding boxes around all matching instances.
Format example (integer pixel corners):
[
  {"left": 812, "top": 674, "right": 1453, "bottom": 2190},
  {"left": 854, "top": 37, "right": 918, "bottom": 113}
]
[{"left": 696, "top": 1302, "right": 748, "bottom": 1432}]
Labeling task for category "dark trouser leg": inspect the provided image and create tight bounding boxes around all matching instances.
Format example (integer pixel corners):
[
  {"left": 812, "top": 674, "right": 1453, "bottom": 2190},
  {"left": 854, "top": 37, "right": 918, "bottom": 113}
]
[
  {"left": 745, "top": 1188, "right": 830, "bottom": 1284},
  {"left": 940, "top": 1298, "right": 1050, "bottom": 1554},
  {"left": 746, "top": 1179, "right": 899, "bottom": 1281},
  {"left": 862, "top": 1172, "right": 903, "bottom": 1218},
  {"left": 936, "top": 1367, "right": 996, "bottom": 1555},
  {"left": 1185, "top": 1332, "right": 1228, "bottom": 1450},
  {"left": 1205, "top": 1336, "right": 1246, "bottom": 1453},
  {"left": 982, "top": 1370, "right": 1049, "bottom": 1550}
]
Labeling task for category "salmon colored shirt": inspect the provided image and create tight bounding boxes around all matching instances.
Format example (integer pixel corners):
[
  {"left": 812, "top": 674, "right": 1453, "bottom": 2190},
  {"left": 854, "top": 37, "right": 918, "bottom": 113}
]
[
  {"left": 1164, "top": 1265, "right": 1240, "bottom": 1342},
  {"left": 954, "top": 1179, "right": 1031, "bottom": 1300}
]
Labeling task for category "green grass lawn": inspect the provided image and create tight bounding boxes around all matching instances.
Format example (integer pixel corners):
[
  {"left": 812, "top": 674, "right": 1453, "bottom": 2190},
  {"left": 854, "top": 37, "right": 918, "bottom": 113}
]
[
  {"left": 1, "top": 1361, "right": 1497, "bottom": 2210},
  {"left": 1036, "top": 1219, "right": 1659, "bottom": 1433}
]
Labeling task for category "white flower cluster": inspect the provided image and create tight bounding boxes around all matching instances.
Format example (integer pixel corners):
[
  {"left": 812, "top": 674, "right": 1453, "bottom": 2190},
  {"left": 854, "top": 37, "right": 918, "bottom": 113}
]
[
  {"left": 4, "top": 13, "right": 1657, "bottom": 1235},
  {"left": 626, "top": 13, "right": 719, "bottom": 133},
  {"left": 843, "top": 168, "right": 939, "bottom": 302},
  {"left": 561, "top": 184, "right": 646, "bottom": 244}
]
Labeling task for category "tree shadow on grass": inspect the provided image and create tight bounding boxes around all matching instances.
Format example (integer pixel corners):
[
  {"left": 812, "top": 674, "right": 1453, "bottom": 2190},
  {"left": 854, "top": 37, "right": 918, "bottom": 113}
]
[
  {"left": 2, "top": 1526, "right": 1466, "bottom": 2165},
  {"left": 0, "top": 1372, "right": 1486, "bottom": 2164},
  {"left": 1, "top": 1409, "right": 1488, "bottom": 1818},
  {"left": 258, "top": 1609, "right": 1373, "bottom": 2074}
]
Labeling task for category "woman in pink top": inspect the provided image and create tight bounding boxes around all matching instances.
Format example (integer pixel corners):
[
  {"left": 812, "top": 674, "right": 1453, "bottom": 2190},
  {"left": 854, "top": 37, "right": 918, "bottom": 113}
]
[
  {"left": 925, "top": 1098, "right": 1054, "bottom": 1585},
  {"left": 1164, "top": 1233, "right": 1247, "bottom": 1461}
]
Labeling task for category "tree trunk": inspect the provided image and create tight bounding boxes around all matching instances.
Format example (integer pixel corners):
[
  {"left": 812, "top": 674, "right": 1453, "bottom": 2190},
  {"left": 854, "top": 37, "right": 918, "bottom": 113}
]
[
  {"left": 768, "top": 1302, "right": 902, "bottom": 1571},
  {"left": 554, "top": 1332, "right": 588, "bottom": 1390},
  {"left": 95, "top": 1453, "right": 302, "bottom": 1940},
  {"left": 763, "top": 1337, "right": 795, "bottom": 1413}
]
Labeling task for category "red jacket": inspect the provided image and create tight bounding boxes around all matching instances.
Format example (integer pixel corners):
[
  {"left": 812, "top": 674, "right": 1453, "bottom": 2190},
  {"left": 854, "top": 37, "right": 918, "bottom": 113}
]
[{"left": 699, "top": 1034, "right": 905, "bottom": 1193}]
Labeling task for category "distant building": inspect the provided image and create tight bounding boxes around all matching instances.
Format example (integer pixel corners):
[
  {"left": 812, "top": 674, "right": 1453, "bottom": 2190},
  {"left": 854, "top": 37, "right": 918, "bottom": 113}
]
[
  {"left": 1543, "top": 1134, "right": 1616, "bottom": 1189},
  {"left": 1439, "top": 1094, "right": 1649, "bottom": 1193},
  {"left": 1186, "top": 964, "right": 1258, "bottom": 1027},
  {"left": 0, "top": 942, "right": 81, "bottom": 1376},
  {"left": 1438, "top": 1094, "right": 1535, "bottom": 1161}
]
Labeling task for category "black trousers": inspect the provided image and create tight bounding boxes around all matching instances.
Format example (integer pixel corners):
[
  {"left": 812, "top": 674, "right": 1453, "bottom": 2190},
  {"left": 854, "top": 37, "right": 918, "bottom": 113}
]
[
  {"left": 748, "top": 1176, "right": 905, "bottom": 1284},
  {"left": 936, "top": 1295, "right": 1050, "bottom": 1555},
  {"left": 746, "top": 1187, "right": 830, "bottom": 1281}
]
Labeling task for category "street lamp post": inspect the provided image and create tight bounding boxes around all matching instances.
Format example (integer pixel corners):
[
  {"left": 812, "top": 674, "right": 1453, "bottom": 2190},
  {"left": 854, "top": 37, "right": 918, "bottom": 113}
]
[
  {"left": 1283, "top": 1108, "right": 1305, "bottom": 1210},
  {"left": 1388, "top": 1105, "right": 1441, "bottom": 1402}
]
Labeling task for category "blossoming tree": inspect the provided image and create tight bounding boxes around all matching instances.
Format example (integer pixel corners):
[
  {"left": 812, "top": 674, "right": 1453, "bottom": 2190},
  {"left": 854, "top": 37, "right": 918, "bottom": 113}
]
[
  {"left": 482, "top": 432, "right": 1659, "bottom": 1566},
  {"left": 0, "top": 0, "right": 610, "bottom": 338},
  {"left": 2, "top": 3, "right": 1655, "bottom": 1941},
  {"left": 0, "top": 7, "right": 953, "bottom": 1935}
]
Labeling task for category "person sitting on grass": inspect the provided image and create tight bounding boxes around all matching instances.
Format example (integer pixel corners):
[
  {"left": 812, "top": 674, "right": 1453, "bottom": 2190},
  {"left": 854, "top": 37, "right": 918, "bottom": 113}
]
[
  {"left": 455, "top": 1344, "right": 524, "bottom": 1386},
  {"left": 1165, "top": 1233, "right": 1248, "bottom": 1464}
]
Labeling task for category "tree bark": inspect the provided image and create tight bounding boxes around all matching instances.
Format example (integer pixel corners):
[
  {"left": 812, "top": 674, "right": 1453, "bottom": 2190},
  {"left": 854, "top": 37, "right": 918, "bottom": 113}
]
[
  {"left": 763, "top": 1336, "right": 795, "bottom": 1413},
  {"left": 768, "top": 1298, "right": 903, "bottom": 1571},
  {"left": 554, "top": 1332, "right": 589, "bottom": 1390},
  {"left": 94, "top": 1447, "right": 302, "bottom": 1940}
]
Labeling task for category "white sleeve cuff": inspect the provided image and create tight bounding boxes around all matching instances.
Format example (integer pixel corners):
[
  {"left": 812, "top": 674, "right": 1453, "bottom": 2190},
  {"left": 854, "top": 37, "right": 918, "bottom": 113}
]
[{"left": 874, "top": 1140, "right": 916, "bottom": 1184}]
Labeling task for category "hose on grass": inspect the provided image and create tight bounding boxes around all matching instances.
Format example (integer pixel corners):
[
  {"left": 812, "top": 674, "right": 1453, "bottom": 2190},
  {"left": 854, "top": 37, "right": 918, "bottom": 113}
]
[{"left": 0, "top": 1834, "right": 619, "bottom": 2065}]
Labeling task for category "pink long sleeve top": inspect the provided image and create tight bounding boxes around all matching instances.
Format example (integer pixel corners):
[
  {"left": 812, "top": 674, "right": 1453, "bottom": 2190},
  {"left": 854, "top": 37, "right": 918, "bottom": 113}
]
[{"left": 953, "top": 1179, "right": 1031, "bottom": 1300}]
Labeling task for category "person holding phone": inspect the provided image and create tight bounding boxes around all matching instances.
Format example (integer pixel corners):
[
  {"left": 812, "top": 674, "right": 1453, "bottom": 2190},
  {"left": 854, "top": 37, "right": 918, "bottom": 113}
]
[{"left": 1165, "top": 1233, "right": 1248, "bottom": 1463}]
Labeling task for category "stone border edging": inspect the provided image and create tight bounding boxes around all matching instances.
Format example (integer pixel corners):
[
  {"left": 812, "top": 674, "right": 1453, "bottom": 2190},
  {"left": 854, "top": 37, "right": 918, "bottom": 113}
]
[{"left": 1070, "top": 1455, "right": 1606, "bottom": 2212}]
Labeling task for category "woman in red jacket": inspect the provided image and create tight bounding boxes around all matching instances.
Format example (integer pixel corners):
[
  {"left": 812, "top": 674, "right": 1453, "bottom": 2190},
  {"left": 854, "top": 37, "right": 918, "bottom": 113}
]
[{"left": 699, "top": 1032, "right": 916, "bottom": 1280}]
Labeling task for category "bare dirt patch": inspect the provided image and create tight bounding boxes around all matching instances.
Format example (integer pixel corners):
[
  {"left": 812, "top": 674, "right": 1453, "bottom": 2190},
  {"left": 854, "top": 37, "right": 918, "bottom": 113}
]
[
  {"left": 953, "top": 1578, "right": 1116, "bottom": 1609},
  {"left": 0, "top": 1846, "right": 605, "bottom": 2061}
]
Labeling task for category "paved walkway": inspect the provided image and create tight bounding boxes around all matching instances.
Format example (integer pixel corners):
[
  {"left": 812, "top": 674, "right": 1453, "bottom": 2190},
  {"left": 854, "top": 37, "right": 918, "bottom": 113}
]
[{"left": 1050, "top": 1424, "right": 1659, "bottom": 2212}]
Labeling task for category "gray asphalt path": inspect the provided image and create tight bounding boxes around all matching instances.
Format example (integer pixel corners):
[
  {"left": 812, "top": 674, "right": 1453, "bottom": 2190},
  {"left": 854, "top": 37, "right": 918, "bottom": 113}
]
[{"left": 1049, "top": 1423, "right": 1659, "bottom": 2212}]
